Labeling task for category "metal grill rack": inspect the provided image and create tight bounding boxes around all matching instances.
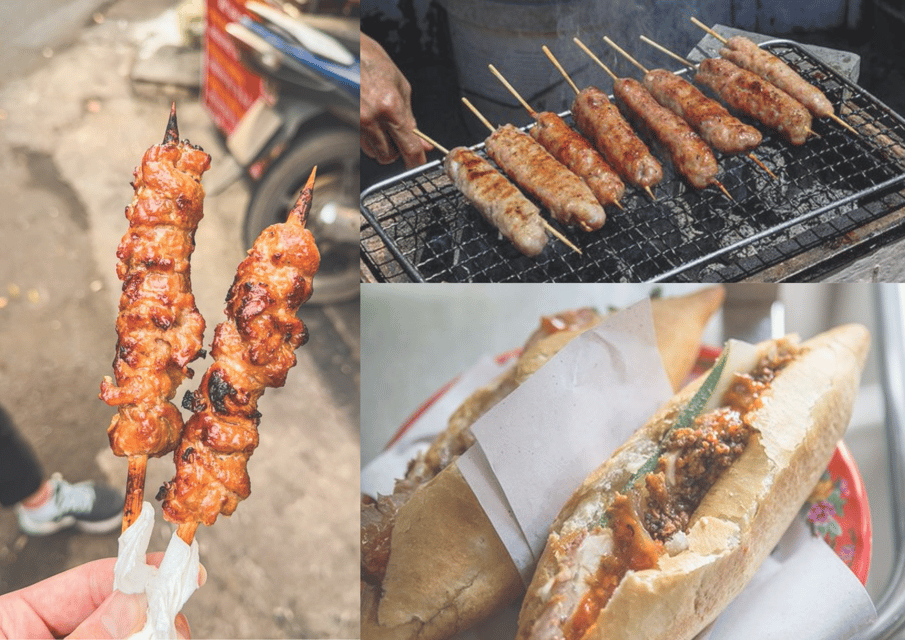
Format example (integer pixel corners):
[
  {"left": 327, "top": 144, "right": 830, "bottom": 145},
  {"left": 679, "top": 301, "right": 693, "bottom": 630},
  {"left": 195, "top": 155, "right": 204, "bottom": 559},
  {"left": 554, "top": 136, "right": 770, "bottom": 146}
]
[{"left": 360, "top": 42, "right": 905, "bottom": 283}]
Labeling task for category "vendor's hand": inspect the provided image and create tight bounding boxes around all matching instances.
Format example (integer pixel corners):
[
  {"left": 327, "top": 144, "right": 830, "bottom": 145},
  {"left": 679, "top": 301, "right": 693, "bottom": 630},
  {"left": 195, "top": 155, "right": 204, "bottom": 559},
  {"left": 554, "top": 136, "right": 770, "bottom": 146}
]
[
  {"left": 0, "top": 553, "right": 204, "bottom": 639},
  {"left": 361, "top": 33, "right": 432, "bottom": 168}
]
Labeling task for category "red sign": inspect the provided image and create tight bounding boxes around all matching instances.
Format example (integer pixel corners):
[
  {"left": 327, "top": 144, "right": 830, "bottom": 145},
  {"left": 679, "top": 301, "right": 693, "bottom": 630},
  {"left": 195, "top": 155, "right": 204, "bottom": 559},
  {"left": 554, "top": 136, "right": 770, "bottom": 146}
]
[{"left": 203, "top": 0, "right": 265, "bottom": 136}]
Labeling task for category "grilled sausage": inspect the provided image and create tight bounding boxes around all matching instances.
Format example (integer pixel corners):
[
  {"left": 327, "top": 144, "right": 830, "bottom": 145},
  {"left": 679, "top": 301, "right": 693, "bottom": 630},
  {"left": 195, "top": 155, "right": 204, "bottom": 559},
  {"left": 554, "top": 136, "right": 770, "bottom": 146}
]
[
  {"left": 444, "top": 146, "right": 549, "bottom": 257},
  {"left": 485, "top": 124, "right": 606, "bottom": 231},
  {"left": 613, "top": 78, "right": 719, "bottom": 190},
  {"left": 642, "top": 69, "right": 762, "bottom": 154},
  {"left": 529, "top": 112, "right": 624, "bottom": 215},
  {"left": 571, "top": 87, "right": 663, "bottom": 189},
  {"left": 720, "top": 37, "right": 833, "bottom": 118},
  {"left": 696, "top": 58, "right": 813, "bottom": 145}
]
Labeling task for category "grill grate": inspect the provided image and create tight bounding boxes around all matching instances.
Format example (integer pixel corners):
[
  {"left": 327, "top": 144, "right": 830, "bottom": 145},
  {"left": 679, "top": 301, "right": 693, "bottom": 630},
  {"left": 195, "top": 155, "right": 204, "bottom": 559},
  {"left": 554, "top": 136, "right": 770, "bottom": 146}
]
[{"left": 360, "top": 42, "right": 905, "bottom": 282}]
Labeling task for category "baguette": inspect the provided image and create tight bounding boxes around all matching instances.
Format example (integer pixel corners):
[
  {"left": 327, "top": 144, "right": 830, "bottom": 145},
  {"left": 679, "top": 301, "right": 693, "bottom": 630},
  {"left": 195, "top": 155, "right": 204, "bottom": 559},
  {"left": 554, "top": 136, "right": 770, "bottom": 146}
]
[
  {"left": 361, "top": 286, "right": 725, "bottom": 640},
  {"left": 516, "top": 324, "right": 870, "bottom": 640}
]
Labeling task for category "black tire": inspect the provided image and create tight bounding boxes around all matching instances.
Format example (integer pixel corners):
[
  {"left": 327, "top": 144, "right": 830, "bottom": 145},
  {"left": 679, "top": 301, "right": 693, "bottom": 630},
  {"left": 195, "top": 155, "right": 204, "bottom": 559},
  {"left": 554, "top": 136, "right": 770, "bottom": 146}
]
[{"left": 244, "top": 127, "right": 360, "bottom": 305}]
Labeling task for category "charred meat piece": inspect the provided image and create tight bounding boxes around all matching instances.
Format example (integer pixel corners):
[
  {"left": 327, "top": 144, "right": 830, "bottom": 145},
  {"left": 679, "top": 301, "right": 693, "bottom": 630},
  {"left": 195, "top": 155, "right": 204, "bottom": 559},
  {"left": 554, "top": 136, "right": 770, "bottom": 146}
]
[{"left": 161, "top": 170, "right": 320, "bottom": 527}]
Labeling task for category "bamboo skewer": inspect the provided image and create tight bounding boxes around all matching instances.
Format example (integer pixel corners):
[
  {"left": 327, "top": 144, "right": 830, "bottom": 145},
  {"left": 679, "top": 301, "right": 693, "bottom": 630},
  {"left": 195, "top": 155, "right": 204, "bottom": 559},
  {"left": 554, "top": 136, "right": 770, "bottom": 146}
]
[
  {"left": 412, "top": 128, "right": 449, "bottom": 155},
  {"left": 487, "top": 63, "right": 625, "bottom": 211},
  {"left": 441, "top": 106, "right": 583, "bottom": 256},
  {"left": 487, "top": 64, "right": 537, "bottom": 119},
  {"left": 122, "top": 454, "right": 147, "bottom": 532},
  {"left": 177, "top": 521, "right": 198, "bottom": 544},
  {"left": 574, "top": 37, "right": 733, "bottom": 201},
  {"left": 637, "top": 34, "right": 820, "bottom": 139},
  {"left": 542, "top": 46, "right": 658, "bottom": 203},
  {"left": 689, "top": 17, "right": 859, "bottom": 136},
  {"left": 604, "top": 35, "right": 778, "bottom": 180},
  {"left": 689, "top": 16, "right": 728, "bottom": 44}
]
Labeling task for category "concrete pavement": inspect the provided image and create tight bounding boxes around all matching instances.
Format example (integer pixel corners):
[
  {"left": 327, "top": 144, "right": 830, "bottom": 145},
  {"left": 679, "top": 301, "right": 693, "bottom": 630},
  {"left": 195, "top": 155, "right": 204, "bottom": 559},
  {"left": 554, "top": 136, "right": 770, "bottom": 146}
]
[{"left": 0, "top": 1, "right": 360, "bottom": 638}]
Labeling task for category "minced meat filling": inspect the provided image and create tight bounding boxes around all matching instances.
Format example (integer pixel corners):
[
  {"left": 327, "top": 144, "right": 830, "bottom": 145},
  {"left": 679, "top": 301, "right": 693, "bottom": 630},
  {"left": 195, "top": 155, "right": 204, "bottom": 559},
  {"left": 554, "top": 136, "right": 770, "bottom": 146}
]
[
  {"left": 640, "top": 344, "right": 796, "bottom": 542},
  {"left": 643, "top": 408, "right": 753, "bottom": 541}
]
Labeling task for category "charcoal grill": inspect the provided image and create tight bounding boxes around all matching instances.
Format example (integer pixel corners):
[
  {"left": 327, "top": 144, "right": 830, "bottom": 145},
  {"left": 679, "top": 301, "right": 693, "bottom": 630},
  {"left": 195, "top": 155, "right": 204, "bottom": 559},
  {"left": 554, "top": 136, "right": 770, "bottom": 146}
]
[{"left": 360, "top": 41, "right": 905, "bottom": 282}]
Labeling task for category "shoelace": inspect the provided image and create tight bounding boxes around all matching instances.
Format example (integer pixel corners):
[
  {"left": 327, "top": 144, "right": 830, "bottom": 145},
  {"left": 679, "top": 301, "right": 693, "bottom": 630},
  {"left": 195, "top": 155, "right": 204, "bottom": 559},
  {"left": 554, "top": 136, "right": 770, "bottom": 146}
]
[{"left": 52, "top": 475, "right": 96, "bottom": 515}]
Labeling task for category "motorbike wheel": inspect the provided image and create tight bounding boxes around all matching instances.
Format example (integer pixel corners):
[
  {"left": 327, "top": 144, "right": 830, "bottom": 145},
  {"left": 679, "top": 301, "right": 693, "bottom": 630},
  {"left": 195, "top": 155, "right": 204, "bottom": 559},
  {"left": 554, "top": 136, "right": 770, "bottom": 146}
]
[{"left": 243, "top": 127, "right": 360, "bottom": 305}]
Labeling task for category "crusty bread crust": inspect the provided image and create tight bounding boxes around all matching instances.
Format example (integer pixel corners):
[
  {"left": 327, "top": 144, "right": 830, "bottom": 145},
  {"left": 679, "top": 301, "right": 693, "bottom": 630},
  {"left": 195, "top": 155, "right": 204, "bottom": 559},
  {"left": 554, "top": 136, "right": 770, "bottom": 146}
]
[
  {"left": 517, "top": 324, "right": 870, "bottom": 640},
  {"left": 363, "top": 464, "right": 523, "bottom": 640}
]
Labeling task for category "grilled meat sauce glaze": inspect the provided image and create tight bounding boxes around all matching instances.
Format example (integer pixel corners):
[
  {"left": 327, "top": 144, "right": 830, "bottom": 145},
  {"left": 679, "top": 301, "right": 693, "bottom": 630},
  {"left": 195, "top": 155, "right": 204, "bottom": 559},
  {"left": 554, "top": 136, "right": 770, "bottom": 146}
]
[{"left": 562, "top": 342, "right": 797, "bottom": 640}]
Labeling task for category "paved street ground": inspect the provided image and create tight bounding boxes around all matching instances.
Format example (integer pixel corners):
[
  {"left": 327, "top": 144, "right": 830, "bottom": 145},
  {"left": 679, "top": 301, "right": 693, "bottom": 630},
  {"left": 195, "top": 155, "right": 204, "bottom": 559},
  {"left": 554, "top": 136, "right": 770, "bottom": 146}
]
[{"left": 0, "top": 1, "right": 360, "bottom": 638}]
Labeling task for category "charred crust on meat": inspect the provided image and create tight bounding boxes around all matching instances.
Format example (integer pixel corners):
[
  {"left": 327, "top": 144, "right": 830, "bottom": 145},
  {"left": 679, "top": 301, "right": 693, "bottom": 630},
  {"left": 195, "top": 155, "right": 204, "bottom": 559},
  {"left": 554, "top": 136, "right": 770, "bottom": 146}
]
[
  {"left": 182, "top": 389, "right": 206, "bottom": 413},
  {"left": 151, "top": 309, "right": 174, "bottom": 331},
  {"left": 155, "top": 482, "right": 171, "bottom": 501},
  {"left": 182, "top": 446, "right": 195, "bottom": 462},
  {"left": 162, "top": 103, "right": 179, "bottom": 145},
  {"left": 207, "top": 369, "right": 237, "bottom": 415}
]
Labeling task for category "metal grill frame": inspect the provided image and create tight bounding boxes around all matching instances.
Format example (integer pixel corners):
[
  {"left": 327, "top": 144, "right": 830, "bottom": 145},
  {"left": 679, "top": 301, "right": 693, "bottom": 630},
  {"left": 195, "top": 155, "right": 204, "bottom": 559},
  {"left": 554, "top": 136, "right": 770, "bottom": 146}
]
[{"left": 360, "top": 41, "right": 905, "bottom": 283}]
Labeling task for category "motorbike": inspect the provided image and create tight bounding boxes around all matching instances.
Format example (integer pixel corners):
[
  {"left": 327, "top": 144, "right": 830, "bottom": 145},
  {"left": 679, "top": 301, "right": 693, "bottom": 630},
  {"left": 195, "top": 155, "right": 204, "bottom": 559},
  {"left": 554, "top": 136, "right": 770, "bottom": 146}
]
[{"left": 207, "top": 0, "right": 360, "bottom": 304}]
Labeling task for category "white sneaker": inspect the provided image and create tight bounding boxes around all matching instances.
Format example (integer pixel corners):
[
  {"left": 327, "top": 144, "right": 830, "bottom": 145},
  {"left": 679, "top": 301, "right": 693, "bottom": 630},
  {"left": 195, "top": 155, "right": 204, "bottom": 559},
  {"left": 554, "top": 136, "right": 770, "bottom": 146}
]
[{"left": 16, "top": 473, "right": 124, "bottom": 536}]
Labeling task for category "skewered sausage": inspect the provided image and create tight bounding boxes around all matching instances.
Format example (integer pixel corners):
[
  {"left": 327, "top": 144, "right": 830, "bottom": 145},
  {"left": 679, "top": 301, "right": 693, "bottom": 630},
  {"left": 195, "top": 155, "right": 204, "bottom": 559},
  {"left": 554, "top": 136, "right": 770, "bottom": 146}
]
[
  {"left": 613, "top": 78, "right": 719, "bottom": 190},
  {"left": 485, "top": 124, "right": 606, "bottom": 230},
  {"left": 444, "top": 146, "right": 549, "bottom": 256},
  {"left": 720, "top": 36, "right": 833, "bottom": 118},
  {"left": 529, "top": 112, "right": 625, "bottom": 213},
  {"left": 696, "top": 58, "right": 813, "bottom": 145},
  {"left": 642, "top": 69, "right": 762, "bottom": 154},
  {"left": 571, "top": 87, "right": 663, "bottom": 189}
]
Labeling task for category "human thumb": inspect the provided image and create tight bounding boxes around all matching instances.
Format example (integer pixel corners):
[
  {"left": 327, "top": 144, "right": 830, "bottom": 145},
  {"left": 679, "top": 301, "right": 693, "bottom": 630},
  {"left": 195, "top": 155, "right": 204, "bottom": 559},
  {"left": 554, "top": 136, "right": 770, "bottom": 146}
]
[{"left": 66, "top": 590, "right": 146, "bottom": 639}]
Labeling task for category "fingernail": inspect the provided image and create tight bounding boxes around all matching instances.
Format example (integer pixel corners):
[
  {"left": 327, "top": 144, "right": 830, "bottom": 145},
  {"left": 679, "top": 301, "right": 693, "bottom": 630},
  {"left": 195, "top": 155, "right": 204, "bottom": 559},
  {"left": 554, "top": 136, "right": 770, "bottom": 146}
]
[
  {"left": 100, "top": 592, "right": 146, "bottom": 637},
  {"left": 175, "top": 612, "right": 192, "bottom": 639},
  {"left": 198, "top": 564, "right": 207, "bottom": 587}
]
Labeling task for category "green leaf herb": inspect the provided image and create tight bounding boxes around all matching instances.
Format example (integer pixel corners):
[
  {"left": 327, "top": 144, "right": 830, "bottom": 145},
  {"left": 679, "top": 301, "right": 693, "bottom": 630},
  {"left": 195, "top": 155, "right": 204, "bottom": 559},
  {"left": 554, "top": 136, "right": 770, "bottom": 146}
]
[{"left": 596, "top": 344, "right": 732, "bottom": 530}]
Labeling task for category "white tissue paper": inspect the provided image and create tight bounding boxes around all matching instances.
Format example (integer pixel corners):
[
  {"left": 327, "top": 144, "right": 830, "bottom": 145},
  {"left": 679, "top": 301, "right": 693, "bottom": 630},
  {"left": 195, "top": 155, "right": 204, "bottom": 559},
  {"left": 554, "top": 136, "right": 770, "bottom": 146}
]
[
  {"left": 113, "top": 501, "right": 201, "bottom": 640},
  {"left": 362, "top": 298, "right": 878, "bottom": 640},
  {"left": 458, "top": 298, "right": 673, "bottom": 579}
]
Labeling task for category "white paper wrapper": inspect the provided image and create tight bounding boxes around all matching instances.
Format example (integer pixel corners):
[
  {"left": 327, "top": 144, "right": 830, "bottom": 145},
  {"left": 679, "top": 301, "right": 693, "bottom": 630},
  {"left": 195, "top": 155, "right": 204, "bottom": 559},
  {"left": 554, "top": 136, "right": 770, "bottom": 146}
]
[
  {"left": 699, "top": 519, "right": 876, "bottom": 640},
  {"left": 362, "top": 299, "right": 878, "bottom": 640},
  {"left": 458, "top": 298, "right": 673, "bottom": 580},
  {"left": 113, "top": 502, "right": 201, "bottom": 640}
]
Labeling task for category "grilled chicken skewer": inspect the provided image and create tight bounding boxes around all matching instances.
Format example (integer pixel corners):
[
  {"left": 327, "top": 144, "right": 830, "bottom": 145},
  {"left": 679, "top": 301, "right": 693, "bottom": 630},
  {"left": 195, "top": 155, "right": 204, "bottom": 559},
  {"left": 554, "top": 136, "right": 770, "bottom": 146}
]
[
  {"left": 542, "top": 46, "right": 662, "bottom": 200},
  {"left": 487, "top": 63, "right": 625, "bottom": 216},
  {"left": 159, "top": 168, "right": 320, "bottom": 544},
  {"left": 412, "top": 128, "right": 567, "bottom": 257},
  {"left": 100, "top": 104, "right": 210, "bottom": 532},
  {"left": 461, "top": 97, "right": 605, "bottom": 234},
  {"left": 689, "top": 17, "right": 858, "bottom": 135},
  {"left": 574, "top": 38, "right": 731, "bottom": 199},
  {"left": 638, "top": 35, "right": 814, "bottom": 146}
]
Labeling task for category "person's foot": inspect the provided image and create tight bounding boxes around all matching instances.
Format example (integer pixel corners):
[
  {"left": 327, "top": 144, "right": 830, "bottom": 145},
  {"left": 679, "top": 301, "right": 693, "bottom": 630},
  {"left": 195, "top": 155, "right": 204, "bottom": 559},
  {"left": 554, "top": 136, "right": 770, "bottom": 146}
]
[{"left": 16, "top": 473, "right": 124, "bottom": 536}]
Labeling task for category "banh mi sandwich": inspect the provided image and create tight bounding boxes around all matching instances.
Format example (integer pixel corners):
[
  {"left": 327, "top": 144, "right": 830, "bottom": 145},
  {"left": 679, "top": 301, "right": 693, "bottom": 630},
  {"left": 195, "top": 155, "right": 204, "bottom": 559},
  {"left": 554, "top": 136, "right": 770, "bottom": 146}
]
[
  {"left": 516, "top": 324, "right": 870, "bottom": 640},
  {"left": 361, "top": 286, "right": 725, "bottom": 640}
]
